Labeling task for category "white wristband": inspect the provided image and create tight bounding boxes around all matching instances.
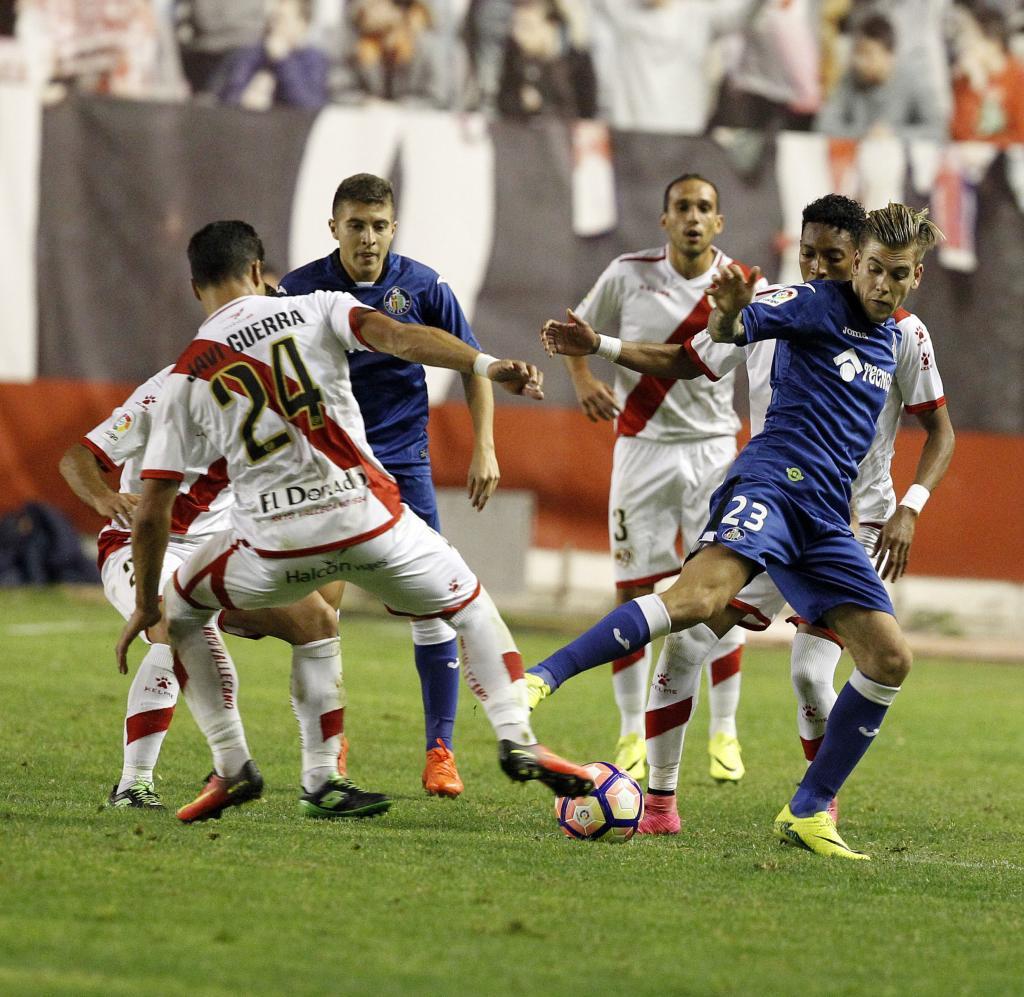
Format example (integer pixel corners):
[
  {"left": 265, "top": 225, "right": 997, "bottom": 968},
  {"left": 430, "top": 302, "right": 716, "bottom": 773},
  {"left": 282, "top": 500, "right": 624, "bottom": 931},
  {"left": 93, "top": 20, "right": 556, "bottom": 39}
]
[
  {"left": 595, "top": 335, "right": 622, "bottom": 362},
  {"left": 473, "top": 353, "right": 499, "bottom": 377},
  {"left": 899, "top": 483, "right": 930, "bottom": 514}
]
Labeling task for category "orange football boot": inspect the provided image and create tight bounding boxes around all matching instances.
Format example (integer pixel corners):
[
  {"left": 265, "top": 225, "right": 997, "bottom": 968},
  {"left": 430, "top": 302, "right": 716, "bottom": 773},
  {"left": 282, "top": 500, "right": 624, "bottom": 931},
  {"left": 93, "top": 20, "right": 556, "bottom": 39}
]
[
  {"left": 177, "top": 760, "right": 263, "bottom": 823},
  {"left": 422, "top": 738, "right": 465, "bottom": 797}
]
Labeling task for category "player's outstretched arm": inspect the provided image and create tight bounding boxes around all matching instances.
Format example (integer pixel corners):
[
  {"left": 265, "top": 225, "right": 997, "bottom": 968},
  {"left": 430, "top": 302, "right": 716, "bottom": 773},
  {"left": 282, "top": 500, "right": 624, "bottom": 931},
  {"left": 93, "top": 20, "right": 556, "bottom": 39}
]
[
  {"left": 541, "top": 309, "right": 702, "bottom": 382},
  {"left": 873, "top": 405, "right": 955, "bottom": 581},
  {"left": 358, "top": 311, "right": 544, "bottom": 399},
  {"left": 544, "top": 311, "right": 619, "bottom": 420},
  {"left": 115, "top": 478, "right": 177, "bottom": 674},
  {"left": 59, "top": 443, "right": 139, "bottom": 530},
  {"left": 461, "top": 372, "right": 500, "bottom": 510},
  {"left": 707, "top": 265, "right": 762, "bottom": 343}
]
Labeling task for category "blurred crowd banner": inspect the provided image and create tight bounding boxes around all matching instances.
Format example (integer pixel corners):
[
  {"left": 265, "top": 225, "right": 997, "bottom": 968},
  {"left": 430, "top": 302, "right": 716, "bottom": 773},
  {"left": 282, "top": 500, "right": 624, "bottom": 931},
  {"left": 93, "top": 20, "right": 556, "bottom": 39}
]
[{"left": 1, "top": 96, "right": 1023, "bottom": 581}]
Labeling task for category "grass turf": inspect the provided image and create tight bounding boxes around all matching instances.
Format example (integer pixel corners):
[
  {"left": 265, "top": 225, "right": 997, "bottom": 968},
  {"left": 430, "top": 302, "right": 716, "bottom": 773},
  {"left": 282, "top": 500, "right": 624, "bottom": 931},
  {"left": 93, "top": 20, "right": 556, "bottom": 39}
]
[{"left": 0, "top": 586, "right": 1021, "bottom": 996}]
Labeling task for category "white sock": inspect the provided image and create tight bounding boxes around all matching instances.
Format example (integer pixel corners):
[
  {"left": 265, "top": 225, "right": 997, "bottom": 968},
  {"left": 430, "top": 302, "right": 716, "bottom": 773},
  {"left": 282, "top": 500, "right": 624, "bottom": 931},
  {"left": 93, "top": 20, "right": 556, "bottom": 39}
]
[
  {"left": 706, "top": 630, "right": 744, "bottom": 739},
  {"left": 166, "top": 588, "right": 251, "bottom": 777},
  {"left": 290, "top": 636, "right": 345, "bottom": 793},
  {"left": 612, "top": 644, "right": 651, "bottom": 738},
  {"left": 790, "top": 631, "right": 842, "bottom": 757},
  {"left": 410, "top": 616, "right": 457, "bottom": 645},
  {"left": 449, "top": 589, "right": 534, "bottom": 744},
  {"left": 118, "top": 642, "right": 178, "bottom": 792},
  {"left": 645, "top": 625, "right": 715, "bottom": 792}
]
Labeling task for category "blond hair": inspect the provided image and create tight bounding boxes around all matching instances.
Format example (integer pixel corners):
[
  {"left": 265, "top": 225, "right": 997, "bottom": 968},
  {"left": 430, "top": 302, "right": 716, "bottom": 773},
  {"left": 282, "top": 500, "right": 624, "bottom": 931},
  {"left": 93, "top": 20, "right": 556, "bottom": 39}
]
[{"left": 860, "top": 202, "right": 944, "bottom": 260}]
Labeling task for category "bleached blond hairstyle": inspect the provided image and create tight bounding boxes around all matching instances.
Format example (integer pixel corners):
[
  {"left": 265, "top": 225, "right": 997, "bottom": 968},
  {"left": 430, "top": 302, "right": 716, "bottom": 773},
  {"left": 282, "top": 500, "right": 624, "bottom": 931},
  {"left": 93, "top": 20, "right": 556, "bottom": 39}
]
[{"left": 860, "top": 203, "right": 944, "bottom": 261}]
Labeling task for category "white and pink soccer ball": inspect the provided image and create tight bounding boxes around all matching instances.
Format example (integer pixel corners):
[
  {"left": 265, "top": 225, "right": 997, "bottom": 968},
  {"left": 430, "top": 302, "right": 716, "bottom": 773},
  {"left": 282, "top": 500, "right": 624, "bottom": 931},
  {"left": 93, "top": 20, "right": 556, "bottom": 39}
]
[{"left": 555, "top": 762, "right": 644, "bottom": 843}]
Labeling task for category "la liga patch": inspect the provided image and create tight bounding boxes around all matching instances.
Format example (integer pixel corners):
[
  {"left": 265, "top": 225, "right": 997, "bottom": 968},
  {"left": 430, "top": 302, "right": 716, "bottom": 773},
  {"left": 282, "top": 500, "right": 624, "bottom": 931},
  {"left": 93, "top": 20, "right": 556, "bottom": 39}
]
[{"left": 759, "top": 287, "right": 798, "bottom": 308}]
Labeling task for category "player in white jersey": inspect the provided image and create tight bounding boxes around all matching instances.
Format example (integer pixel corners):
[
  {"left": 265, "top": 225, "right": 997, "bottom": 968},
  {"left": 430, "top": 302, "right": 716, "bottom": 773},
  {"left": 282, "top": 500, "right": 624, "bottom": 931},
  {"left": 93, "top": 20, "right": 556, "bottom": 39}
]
[
  {"left": 550, "top": 173, "right": 768, "bottom": 783},
  {"left": 60, "top": 365, "right": 373, "bottom": 814},
  {"left": 115, "top": 220, "right": 594, "bottom": 823},
  {"left": 540, "top": 195, "right": 954, "bottom": 838}
]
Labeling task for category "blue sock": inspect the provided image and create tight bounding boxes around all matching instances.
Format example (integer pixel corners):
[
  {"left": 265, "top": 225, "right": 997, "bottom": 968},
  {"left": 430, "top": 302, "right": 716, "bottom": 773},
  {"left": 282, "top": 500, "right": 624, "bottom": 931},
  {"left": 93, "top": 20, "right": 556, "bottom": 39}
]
[
  {"left": 530, "top": 598, "right": 666, "bottom": 692},
  {"left": 791, "top": 678, "right": 892, "bottom": 817},
  {"left": 413, "top": 638, "right": 460, "bottom": 752}
]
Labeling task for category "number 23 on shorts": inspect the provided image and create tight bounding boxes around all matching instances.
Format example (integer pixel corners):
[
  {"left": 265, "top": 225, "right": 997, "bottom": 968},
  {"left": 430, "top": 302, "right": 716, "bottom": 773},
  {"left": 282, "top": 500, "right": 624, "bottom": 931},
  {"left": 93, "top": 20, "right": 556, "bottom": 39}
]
[{"left": 720, "top": 495, "right": 768, "bottom": 532}]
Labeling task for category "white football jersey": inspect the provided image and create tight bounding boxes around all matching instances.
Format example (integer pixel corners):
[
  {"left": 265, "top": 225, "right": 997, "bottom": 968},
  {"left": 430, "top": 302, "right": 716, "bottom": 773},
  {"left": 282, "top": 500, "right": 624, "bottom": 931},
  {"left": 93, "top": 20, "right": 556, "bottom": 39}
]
[
  {"left": 852, "top": 308, "right": 945, "bottom": 523},
  {"left": 142, "top": 291, "right": 402, "bottom": 557},
  {"left": 82, "top": 366, "right": 234, "bottom": 565},
  {"left": 576, "top": 245, "right": 767, "bottom": 443},
  {"left": 688, "top": 298, "right": 946, "bottom": 524}
]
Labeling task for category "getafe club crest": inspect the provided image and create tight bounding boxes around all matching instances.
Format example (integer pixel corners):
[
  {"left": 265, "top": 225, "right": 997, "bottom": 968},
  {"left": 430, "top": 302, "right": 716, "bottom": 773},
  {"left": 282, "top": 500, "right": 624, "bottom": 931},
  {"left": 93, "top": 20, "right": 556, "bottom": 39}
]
[
  {"left": 383, "top": 286, "right": 412, "bottom": 316},
  {"left": 722, "top": 527, "right": 745, "bottom": 542}
]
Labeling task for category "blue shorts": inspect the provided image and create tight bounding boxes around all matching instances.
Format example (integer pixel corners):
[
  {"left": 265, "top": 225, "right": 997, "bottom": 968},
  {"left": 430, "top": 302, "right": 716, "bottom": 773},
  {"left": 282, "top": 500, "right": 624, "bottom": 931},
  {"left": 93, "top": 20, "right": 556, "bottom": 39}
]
[
  {"left": 695, "top": 475, "right": 894, "bottom": 626},
  {"left": 391, "top": 467, "right": 440, "bottom": 531}
]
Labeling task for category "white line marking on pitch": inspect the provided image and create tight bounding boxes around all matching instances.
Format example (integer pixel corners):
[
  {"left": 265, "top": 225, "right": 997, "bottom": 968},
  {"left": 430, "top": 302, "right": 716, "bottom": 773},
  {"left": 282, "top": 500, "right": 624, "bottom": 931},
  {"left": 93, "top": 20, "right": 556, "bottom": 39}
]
[
  {"left": 894, "top": 855, "right": 1024, "bottom": 873},
  {"left": 5, "top": 621, "right": 112, "bottom": 636}
]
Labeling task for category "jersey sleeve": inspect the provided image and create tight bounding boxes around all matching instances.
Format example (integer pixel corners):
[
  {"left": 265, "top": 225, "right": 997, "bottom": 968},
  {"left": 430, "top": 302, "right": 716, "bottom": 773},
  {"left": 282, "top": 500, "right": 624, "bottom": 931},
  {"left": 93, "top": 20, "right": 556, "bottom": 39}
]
[
  {"left": 740, "top": 283, "right": 821, "bottom": 345},
  {"left": 81, "top": 369, "right": 167, "bottom": 471},
  {"left": 140, "top": 374, "right": 193, "bottom": 482},
  {"left": 311, "top": 289, "right": 377, "bottom": 352},
  {"left": 424, "top": 277, "right": 481, "bottom": 349},
  {"left": 574, "top": 259, "right": 623, "bottom": 333},
  {"left": 896, "top": 316, "right": 946, "bottom": 413},
  {"left": 685, "top": 329, "right": 749, "bottom": 381}
]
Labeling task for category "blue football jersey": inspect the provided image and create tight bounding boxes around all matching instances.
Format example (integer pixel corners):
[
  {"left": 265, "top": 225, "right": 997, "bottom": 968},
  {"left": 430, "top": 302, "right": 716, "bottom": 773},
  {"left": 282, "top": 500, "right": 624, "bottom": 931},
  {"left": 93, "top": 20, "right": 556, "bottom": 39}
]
[
  {"left": 730, "top": 280, "right": 900, "bottom": 522},
  {"left": 280, "top": 251, "right": 480, "bottom": 469}
]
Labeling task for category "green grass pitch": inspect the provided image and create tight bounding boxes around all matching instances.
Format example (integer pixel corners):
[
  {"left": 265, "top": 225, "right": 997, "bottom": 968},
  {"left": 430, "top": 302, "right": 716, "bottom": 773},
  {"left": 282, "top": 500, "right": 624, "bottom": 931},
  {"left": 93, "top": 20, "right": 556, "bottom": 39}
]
[{"left": 1, "top": 587, "right": 1021, "bottom": 996}]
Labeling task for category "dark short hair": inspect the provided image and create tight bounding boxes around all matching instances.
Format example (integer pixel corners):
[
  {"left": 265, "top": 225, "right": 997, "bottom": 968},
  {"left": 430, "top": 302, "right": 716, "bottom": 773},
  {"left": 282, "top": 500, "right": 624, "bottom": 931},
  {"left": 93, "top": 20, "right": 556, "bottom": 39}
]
[
  {"left": 856, "top": 13, "right": 896, "bottom": 52},
  {"left": 974, "top": 7, "right": 1010, "bottom": 49},
  {"left": 331, "top": 173, "right": 395, "bottom": 216},
  {"left": 801, "top": 194, "right": 867, "bottom": 241},
  {"left": 187, "top": 221, "right": 264, "bottom": 288},
  {"left": 662, "top": 173, "right": 720, "bottom": 213}
]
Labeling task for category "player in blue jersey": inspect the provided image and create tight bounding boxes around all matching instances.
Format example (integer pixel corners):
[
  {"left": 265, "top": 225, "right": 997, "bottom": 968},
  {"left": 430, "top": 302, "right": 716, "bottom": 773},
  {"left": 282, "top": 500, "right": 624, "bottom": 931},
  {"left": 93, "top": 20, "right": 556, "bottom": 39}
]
[
  {"left": 281, "top": 173, "right": 497, "bottom": 797},
  {"left": 530, "top": 203, "right": 943, "bottom": 859}
]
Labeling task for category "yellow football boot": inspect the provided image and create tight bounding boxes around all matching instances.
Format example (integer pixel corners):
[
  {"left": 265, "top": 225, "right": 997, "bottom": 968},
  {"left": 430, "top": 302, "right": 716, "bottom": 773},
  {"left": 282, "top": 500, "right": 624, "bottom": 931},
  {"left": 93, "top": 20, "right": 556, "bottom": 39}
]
[
  {"left": 525, "top": 672, "right": 552, "bottom": 711},
  {"left": 708, "top": 731, "right": 745, "bottom": 782},
  {"left": 773, "top": 804, "right": 870, "bottom": 860},
  {"left": 613, "top": 732, "right": 646, "bottom": 781}
]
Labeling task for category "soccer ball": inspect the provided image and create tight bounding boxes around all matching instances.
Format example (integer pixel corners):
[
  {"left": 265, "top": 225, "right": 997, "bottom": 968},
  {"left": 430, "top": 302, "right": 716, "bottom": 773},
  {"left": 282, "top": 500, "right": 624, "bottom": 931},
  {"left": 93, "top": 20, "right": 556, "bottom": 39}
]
[{"left": 555, "top": 762, "right": 644, "bottom": 842}]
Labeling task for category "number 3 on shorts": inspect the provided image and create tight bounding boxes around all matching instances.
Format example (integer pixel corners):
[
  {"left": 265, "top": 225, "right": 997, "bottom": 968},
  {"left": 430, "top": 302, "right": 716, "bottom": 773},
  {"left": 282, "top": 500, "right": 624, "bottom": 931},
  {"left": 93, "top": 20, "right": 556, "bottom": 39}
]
[{"left": 721, "top": 495, "right": 769, "bottom": 532}]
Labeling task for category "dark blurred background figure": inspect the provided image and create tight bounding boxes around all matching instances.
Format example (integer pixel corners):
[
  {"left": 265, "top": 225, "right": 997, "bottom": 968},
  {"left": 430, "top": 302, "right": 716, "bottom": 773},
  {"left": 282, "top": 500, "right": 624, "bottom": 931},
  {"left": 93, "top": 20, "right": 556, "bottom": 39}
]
[
  {"left": 713, "top": 0, "right": 820, "bottom": 132},
  {"left": 950, "top": 3, "right": 1024, "bottom": 145},
  {"left": 815, "top": 11, "right": 947, "bottom": 141},
  {"left": 215, "top": 0, "right": 328, "bottom": 110},
  {"left": 175, "top": 0, "right": 266, "bottom": 97},
  {"left": 496, "top": 0, "right": 595, "bottom": 119},
  {"left": 463, "top": 0, "right": 515, "bottom": 111}
]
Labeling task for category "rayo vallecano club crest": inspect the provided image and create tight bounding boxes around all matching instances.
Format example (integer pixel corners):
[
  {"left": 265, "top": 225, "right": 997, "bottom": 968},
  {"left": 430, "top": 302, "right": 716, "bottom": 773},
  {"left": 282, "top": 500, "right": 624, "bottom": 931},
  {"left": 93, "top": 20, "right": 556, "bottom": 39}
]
[{"left": 383, "top": 286, "right": 412, "bottom": 316}]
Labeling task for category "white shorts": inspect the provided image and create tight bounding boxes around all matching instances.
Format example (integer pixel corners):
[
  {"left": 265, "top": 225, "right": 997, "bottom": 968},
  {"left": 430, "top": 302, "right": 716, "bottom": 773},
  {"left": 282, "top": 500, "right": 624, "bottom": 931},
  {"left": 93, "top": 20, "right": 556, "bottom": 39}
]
[
  {"left": 170, "top": 507, "right": 480, "bottom": 622},
  {"left": 609, "top": 434, "right": 736, "bottom": 588},
  {"left": 726, "top": 523, "right": 885, "bottom": 633},
  {"left": 101, "top": 534, "right": 210, "bottom": 621}
]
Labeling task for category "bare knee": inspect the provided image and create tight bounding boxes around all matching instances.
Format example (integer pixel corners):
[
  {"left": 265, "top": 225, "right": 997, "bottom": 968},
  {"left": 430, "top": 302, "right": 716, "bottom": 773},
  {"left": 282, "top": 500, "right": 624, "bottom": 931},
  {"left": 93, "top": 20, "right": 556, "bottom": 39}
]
[
  {"left": 661, "top": 584, "right": 729, "bottom": 630},
  {"left": 859, "top": 642, "right": 912, "bottom": 687},
  {"left": 285, "top": 601, "right": 339, "bottom": 645}
]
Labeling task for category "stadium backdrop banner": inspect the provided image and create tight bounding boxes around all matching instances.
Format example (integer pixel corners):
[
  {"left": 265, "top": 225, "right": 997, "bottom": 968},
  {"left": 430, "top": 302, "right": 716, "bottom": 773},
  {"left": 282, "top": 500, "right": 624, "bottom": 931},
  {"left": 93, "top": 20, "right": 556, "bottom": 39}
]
[{"left": 2, "top": 96, "right": 1022, "bottom": 580}]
